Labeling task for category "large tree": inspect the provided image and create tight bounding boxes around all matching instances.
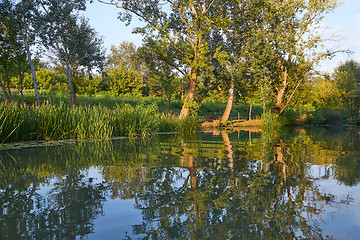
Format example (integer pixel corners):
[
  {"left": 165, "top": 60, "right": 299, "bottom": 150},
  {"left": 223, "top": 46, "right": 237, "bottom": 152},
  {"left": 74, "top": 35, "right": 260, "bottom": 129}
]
[
  {"left": 258, "top": 0, "right": 339, "bottom": 115},
  {"left": 213, "top": 0, "right": 265, "bottom": 123},
  {"left": 97, "top": 0, "right": 228, "bottom": 118},
  {"left": 0, "top": 0, "right": 18, "bottom": 103},
  {"left": 37, "top": 0, "right": 104, "bottom": 105},
  {"left": 0, "top": 0, "right": 42, "bottom": 106},
  {"left": 15, "top": 0, "right": 41, "bottom": 106}
]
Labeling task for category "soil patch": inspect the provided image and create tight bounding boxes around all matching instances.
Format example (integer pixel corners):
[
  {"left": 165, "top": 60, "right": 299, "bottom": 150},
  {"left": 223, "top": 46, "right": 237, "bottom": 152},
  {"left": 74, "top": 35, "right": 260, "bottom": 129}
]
[{"left": 202, "top": 119, "right": 262, "bottom": 129}]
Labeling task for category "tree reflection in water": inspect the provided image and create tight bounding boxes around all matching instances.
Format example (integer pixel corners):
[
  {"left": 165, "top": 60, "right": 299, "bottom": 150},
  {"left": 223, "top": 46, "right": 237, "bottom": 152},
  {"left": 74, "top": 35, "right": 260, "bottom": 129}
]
[
  {"left": 0, "top": 128, "right": 359, "bottom": 239},
  {"left": 126, "top": 131, "right": 330, "bottom": 239}
]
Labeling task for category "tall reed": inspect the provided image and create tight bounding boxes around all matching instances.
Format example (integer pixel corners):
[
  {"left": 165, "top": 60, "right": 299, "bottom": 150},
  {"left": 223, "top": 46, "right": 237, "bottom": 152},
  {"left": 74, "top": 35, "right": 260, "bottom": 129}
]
[
  {"left": 112, "top": 102, "right": 160, "bottom": 137},
  {"left": 0, "top": 102, "right": 201, "bottom": 143}
]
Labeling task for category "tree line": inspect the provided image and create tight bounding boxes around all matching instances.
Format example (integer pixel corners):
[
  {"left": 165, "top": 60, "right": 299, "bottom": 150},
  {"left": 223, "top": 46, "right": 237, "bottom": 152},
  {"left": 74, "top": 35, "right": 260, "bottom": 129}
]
[{"left": 1, "top": 0, "right": 359, "bottom": 122}]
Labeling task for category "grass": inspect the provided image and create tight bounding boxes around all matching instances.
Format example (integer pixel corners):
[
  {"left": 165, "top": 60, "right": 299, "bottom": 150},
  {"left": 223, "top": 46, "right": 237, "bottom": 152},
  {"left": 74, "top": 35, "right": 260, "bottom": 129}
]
[
  {"left": 10, "top": 90, "right": 263, "bottom": 118},
  {"left": 0, "top": 101, "right": 201, "bottom": 143}
]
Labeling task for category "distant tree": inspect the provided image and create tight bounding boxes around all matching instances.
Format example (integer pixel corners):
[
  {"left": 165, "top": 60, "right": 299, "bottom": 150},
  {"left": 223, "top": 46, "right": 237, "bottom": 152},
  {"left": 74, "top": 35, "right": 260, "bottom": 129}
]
[
  {"left": 107, "top": 42, "right": 141, "bottom": 70},
  {"left": 106, "top": 65, "right": 144, "bottom": 96},
  {"left": 105, "top": 42, "right": 145, "bottom": 96},
  {"left": 311, "top": 76, "right": 341, "bottom": 109},
  {"left": 333, "top": 60, "right": 360, "bottom": 118}
]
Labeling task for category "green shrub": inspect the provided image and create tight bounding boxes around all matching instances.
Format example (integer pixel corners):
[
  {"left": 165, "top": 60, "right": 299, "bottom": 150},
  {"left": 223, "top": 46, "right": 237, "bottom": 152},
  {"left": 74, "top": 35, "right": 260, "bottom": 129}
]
[
  {"left": 157, "top": 114, "right": 178, "bottom": 132},
  {"left": 261, "top": 111, "right": 282, "bottom": 129},
  {"left": 304, "top": 108, "right": 345, "bottom": 125},
  {"left": 279, "top": 109, "right": 300, "bottom": 126}
]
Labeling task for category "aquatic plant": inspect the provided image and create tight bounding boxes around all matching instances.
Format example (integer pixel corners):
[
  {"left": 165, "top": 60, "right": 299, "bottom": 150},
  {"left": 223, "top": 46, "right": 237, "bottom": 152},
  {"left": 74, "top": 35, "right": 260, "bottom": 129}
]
[
  {"left": 0, "top": 102, "right": 201, "bottom": 143},
  {"left": 176, "top": 115, "right": 201, "bottom": 135},
  {"left": 261, "top": 111, "right": 282, "bottom": 129}
]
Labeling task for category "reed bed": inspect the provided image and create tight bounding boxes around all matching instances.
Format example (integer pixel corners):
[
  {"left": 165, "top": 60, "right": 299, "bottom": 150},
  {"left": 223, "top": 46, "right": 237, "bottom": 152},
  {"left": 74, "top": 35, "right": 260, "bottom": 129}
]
[{"left": 0, "top": 102, "right": 200, "bottom": 143}]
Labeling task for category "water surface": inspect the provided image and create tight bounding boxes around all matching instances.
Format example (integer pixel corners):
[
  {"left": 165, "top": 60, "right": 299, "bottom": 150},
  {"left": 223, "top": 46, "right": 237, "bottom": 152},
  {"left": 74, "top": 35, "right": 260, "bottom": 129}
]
[{"left": 1, "top": 127, "right": 360, "bottom": 239}]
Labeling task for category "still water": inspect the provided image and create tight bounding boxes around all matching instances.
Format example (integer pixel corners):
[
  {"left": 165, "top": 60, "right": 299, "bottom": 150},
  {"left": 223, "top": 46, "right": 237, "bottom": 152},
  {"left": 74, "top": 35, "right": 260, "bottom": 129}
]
[{"left": 0, "top": 127, "right": 360, "bottom": 240}]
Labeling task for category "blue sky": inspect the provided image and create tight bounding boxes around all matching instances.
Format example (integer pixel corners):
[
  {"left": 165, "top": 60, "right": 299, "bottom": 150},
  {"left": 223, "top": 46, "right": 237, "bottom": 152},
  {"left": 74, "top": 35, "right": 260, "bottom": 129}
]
[{"left": 83, "top": 0, "right": 360, "bottom": 73}]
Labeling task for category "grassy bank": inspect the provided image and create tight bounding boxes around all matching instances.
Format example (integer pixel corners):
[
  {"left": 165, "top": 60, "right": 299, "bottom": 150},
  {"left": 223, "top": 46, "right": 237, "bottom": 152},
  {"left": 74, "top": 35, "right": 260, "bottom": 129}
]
[
  {"left": 0, "top": 102, "right": 200, "bottom": 143},
  {"left": 9, "top": 90, "right": 263, "bottom": 118}
]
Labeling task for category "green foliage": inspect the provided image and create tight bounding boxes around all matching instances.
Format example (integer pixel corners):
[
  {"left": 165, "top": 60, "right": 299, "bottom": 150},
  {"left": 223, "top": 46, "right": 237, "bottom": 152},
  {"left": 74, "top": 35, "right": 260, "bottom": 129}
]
[
  {"left": 310, "top": 76, "right": 341, "bottom": 109},
  {"left": 74, "top": 75, "right": 105, "bottom": 95},
  {"left": 304, "top": 108, "right": 345, "bottom": 126},
  {"left": 333, "top": 60, "right": 360, "bottom": 118},
  {"left": 176, "top": 115, "right": 201, "bottom": 135},
  {"left": 25, "top": 67, "right": 67, "bottom": 91},
  {"left": 157, "top": 114, "right": 178, "bottom": 132},
  {"left": 279, "top": 109, "right": 300, "bottom": 126},
  {"left": 106, "top": 65, "right": 144, "bottom": 96},
  {"left": 261, "top": 111, "right": 283, "bottom": 129},
  {"left": 184, "top": 100, "right": 200, "bottom": 116}
]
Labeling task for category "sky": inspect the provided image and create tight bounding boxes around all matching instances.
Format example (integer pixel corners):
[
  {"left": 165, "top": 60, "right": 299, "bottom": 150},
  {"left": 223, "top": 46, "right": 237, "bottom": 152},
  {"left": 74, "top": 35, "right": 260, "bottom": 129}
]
[{"left": 83, "top": 0, "right": 360, "bottom": 74}]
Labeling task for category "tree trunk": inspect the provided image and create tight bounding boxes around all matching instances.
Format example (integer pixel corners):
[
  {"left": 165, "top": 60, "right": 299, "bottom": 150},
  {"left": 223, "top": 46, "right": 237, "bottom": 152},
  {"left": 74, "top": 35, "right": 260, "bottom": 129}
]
[
  {"left": 179, "top": 70, "right": 197, "bottom": 119},
  {"left": 4, "top": 65, "right": 12, "bottom": 102},
  {"left": 249, "top": 100, "right": 253, "bottom": 120},
  {"left": 168, "top": 96, "right": 171, "bottom": 109},
  {"left": 23, "top": 29, "right": 40, "bottom": 107},
  {"left": 56, "top": 41, "right": 76, "bottom": 105},
  {"left": 18, "top": 66, "right": 24, "bottom": 106},
  {"left": 275, "top": 68, "right": 288, "bottom": 114},
  {"left": 67, "top": 72, "right": 76, "bottom": 105},
  {"left": 6, "top": 81, "right": 12, "bottom": 100},
  {"left": 221, "top": 83, "right": 234, "bottom": 124},
  {"left": 0, "top": 75, "right": 8, "bottom": 102},
  {"left": 275, "top": 85, "right": 286, "bottom": 110},
  {"left": 239, "top": 92, "right": 249, "bottom": 119}
]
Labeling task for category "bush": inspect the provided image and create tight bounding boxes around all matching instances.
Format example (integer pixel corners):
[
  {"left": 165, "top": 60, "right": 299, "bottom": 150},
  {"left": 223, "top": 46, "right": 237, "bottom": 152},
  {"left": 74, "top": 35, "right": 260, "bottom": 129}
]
[
  {"left": 279, "top": 109, "right": 300, "bottom": 126},
  {"left": 261, "top": 111, "right": 283, "bottom": 129},
  {"left": 304, "top": 108, "right": 344, "bottom": 125}
]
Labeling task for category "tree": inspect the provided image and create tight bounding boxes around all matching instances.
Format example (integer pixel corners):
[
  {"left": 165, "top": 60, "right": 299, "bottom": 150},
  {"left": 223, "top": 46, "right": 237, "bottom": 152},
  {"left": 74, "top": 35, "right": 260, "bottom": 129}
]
[
  {"left": 15, "top": 0, "right": 41, "bottom": 106},
  {"left": 105, "top": 42, "right": 145, "bottom": 96},
  {"left": 37, "top": 0, "right": 101, "bottom": 105},
  {"left": 139, "top": 38, "right": 181, "bottom": 105},
  {"left": 107, "top": 65, "right": 144, "bottom": 96},
  {"left": 67, "top": 17, "right": 106, "bottom": 79},
  {"left": 309, "top": 75, "right": 340, "bottom": 109},
  {"left": 107, "top": 42, "right": 141, "bottom": 70},
  {"left": 253, "top": 0, "right": 339, "bottom": 115},
  {"left": 333, "top": 60, "right": 360, "bottom": 119},
  {"left": 0, "top": 0, "right": 42, "bottom": 106},
  {"left": 212, "top": 0, "right": 265, "bottom": 123},
  {"left": 97, "top": 0, "right": 228, "bottom": 118},
  {"left": 0, "top": 0, "right": 18, "bottom": 103}
]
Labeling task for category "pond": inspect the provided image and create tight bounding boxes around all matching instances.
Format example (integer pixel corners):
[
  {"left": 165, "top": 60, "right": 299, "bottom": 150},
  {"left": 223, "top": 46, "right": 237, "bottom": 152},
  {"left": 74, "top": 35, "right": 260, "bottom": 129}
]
[{"left": 0, "top": 127, "right": 360, "bottom": 239}]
